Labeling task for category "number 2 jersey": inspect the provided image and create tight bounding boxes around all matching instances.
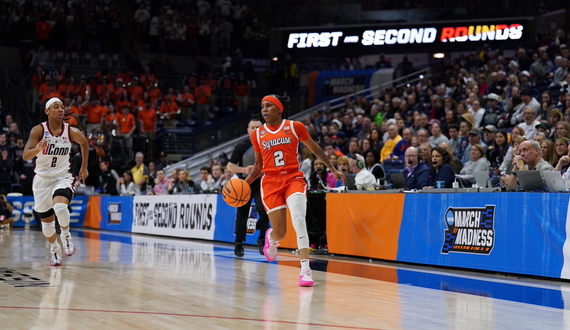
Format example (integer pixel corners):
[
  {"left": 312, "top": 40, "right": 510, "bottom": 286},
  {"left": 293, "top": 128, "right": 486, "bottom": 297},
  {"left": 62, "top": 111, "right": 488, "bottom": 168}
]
[
  {"left": 251, "top": 120, "right": 309, "bottom": 175},
  {"left": 35, "top": 121, "right": 72, "bottom": 177}
]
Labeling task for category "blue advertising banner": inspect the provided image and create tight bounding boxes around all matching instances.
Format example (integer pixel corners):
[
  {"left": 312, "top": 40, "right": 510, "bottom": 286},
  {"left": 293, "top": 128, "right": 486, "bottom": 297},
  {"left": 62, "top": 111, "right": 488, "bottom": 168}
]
[
  {"left": 397, "top": 193, "right": 568, "bottom": 279},
  {"left": 9, "top": 196, "right": 89, "bottom": 228},
  {"left": 99, "top": 196, "right": 134, "bottom": 232},
  {"left": 313, "top": 70, "right": 376, "bottom": 104}
]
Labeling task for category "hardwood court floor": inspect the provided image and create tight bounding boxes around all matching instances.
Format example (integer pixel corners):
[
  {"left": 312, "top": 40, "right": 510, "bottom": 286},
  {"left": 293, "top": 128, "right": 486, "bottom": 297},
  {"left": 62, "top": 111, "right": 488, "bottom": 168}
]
[{"left": 1, "top": 228, "right": 570, "bottom": 330}]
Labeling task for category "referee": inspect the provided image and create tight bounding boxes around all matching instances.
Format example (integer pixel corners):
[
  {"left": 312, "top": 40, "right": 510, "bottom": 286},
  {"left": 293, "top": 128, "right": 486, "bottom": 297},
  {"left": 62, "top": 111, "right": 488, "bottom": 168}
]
[{"left": 227, "top": 118, "right": 270, "bottom": 257}]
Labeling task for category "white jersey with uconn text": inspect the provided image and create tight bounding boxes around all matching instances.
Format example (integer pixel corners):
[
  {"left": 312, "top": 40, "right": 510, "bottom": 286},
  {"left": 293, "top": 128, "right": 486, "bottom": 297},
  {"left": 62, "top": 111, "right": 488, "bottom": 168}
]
[{"left": 35, "top": 122, "right": 72, "bottom": 177}]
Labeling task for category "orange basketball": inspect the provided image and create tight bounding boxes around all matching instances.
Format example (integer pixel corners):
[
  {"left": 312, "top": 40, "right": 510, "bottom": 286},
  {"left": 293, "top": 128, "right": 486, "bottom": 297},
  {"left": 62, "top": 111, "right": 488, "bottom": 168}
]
[{"left": 222, "top": 178, "right": 251, "bottom": 207}]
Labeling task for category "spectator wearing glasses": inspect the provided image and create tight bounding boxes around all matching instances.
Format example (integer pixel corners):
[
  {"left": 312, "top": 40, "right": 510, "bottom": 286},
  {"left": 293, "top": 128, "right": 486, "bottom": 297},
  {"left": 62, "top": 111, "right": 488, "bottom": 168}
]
[{"left": 402, "top": 147, "right": 429, "bottom": 190}]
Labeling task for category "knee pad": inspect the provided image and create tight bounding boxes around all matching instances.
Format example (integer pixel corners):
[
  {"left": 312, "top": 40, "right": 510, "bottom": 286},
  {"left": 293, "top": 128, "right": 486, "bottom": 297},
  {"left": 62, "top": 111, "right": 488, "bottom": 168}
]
[
  {"left": 286, "top": 193, "right": 309, "bottom": 250},
  {"left": 53, "top": 203, "right": 70, "bottom": 228},
  {"left": 41, "top": 221, "right": 56, "bottom": 238}
]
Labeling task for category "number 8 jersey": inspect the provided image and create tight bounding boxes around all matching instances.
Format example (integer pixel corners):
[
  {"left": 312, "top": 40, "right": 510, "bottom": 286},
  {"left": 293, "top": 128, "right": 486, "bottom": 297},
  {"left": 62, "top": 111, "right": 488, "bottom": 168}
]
[
  {"left": 251, "top": 120, "right": 309, "bottom": 175},
  {"left": 35, "top": 122, "right": 72, "bottom": 177}
]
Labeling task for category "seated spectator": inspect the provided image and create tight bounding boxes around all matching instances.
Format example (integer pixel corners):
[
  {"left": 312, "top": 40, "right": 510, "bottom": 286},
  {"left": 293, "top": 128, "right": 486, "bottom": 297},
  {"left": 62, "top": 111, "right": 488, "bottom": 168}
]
[
  {"left": 363, "top": 149, "right": 385, "bottom": 184},
  {"left": 348, "top": 154, "right": 375, "bottom": 190},
  {"left": 554, "top": 137, "right": 570, "bottom": 160},
  {"left": 426, "top": 147, "right": 455, "bottom": 188},
  {"left": 116, "top": 170, "right": 141, "bottom": 196},
  {"left": 517, "top": 107, "right": 540, "bottom": 140},
  {"left": 153, "top": 170, "right": 170, "bottom": 195},
  {"left": 211, "top": 163, "right": 225, "bottom": 191},
  {"left": 198, "top": 166, "right": 216, "bottom": 192},
  {"left": 428, "top": 122, "right": 449, "bottom": 148},
  {"left": 402, "top": 147, "right": 429, "bottom": 190},
  {"left": 380, "top": 124, "right": 402, "bottom": 162},
  {"left": 0, "top": 194, "right": 14, "bottom": 230},
  {"left": 540, "top": 140, "right": 558, "bottom": 167},
  {"left": 336, "top": 156, "right": 350, "bottom": 186},
  {"left": 456, "top": 145, "right": 490, "bottom": 186},
  {"left": 439, "top": 142, "right": 463, "bottom": 174},
  {"left": 169, "top": 169, "right": 196, "bottom": 194},
  {"left": 387, "top": 127, "right": 412, "bottom": 160},
  {"left": 490, "top": 131, "right": 512, "bottom": 176},
  {"left": 309, "top": 158, "right": 337, "bottom": 190},
  {"left": 419, "top": 142, "right": 432, "bottom": 168},
  {"left": 502, "top": 140, "right": 554, "bottom": 189}
]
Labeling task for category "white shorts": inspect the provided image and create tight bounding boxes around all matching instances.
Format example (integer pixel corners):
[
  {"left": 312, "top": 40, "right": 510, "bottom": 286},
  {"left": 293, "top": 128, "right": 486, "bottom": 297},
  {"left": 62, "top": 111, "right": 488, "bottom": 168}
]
[{"left": 32, "top": 173, "right": 75, "bottom": 213}]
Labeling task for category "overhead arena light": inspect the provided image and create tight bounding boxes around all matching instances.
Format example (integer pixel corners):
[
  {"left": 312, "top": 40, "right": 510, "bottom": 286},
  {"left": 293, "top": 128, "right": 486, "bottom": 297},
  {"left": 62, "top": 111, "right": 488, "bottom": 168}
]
[{"left": 433, "top": 53, "right": 445, "bottom": 59}]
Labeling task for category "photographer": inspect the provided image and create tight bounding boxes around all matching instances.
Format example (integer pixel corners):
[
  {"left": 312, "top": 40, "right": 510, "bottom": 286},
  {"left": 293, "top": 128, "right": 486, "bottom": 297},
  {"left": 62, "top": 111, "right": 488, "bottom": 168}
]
[{"left": 0, "top": 194, "right": 14, "bottom": 230}]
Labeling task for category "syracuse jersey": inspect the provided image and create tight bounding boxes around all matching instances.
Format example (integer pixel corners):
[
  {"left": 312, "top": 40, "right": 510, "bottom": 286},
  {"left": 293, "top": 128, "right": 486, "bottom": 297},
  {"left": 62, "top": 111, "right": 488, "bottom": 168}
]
[
  {"left": 35, "top": 121, "right": 72, "bottom": 177},
  {"left": 251, "top": 120, "right": 309, "bottom": 175}
]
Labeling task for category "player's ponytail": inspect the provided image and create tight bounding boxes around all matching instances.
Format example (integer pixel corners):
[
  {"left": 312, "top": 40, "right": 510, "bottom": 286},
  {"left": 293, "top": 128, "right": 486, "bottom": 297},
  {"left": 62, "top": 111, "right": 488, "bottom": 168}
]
[{"left": 273, "top": 93, "right": 291, "bottom": 119}]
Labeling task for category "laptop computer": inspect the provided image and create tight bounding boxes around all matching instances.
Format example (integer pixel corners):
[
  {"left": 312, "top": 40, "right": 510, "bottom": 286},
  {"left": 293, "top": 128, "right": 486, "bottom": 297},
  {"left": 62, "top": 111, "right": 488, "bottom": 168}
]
[
  {"left": 541, "top": 171, "right": 567, "bottom": 192},
  {"left": 516, "top": 170, "right": 547, "bottom": 192},
  {"left": 390, "top": 172, "right": 408, "bottom": 189},
  {"left": 473, "top": 171, "right": 490, "bottom": 188}
]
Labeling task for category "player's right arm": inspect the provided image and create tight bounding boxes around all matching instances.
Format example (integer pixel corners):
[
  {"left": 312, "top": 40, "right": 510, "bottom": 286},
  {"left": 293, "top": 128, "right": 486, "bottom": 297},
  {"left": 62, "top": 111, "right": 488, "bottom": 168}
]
[
  {"left": 23, "top": 125, "right": 47, "bottom": 161},
  {"left": 244, "top": 151, "right": 262, "bottom": 185}
]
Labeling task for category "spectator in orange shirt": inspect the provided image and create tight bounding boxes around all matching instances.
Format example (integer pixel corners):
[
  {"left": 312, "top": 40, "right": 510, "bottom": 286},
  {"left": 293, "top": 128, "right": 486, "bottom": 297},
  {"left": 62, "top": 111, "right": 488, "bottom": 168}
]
[
  {"left": 114, "top": 78, "right": 127, "bottom": 102},
  {"left": 194, "top": 77, "right": 211, "bottom": 121},
  {"left": 63, "top": 99, "right": 79, "bottom": 128},
  {"left": 177, "top": 85, "right": 195, "bottom": 120},
  {"left": 137, "top": 105, "right": 158, "bottom": 157},
  {"left": 204, "top": 72, "right": 218, "bottom": 106},
  {"left": 139, "top": 66, "right": 156, "bottom": 91},
  {"left": 116, "top": 65, "right": 133, "bottom": 84},
  {"left": 58, "top": 76, "right": 76, "bottom": 99},
  {"left": 97, "top": 76, "right": 115, "bottom": 100},
  {"left": 127, "top": 77, "right": 144, "bottom": 102},
  {"left": 35, "top": 14, "right": 51, "bottom": 44},
  {"left": 85, "top": 99, "right": 105, "bottom": 135},
  {"left": 95, "top": 68, "right": 112, "bottom": 83},
  {"left": 148, "top": 82, "right": 162, "bottom": 105},
  {"left": 117, "top": 105, "right": 136, "bottom": 150},
  {"left": 101, "top": 104, "right": 119, "bottom": 133},
  {"left": 131, "top": 94, "right": 146, "bottom": 114},
  {"left": 40, "top": 83, "right": 63, "bottom": 104},
  {"left": 75, "top": 75, "right": 89, "bottom": 98},
  {"left": 38, "top": 75, "right": 53, "bottom": 102},
  {"left": 32, "top": 66, "right": 45, "bottom": 91},
  {"left": 116, "top": 90, "right": 132, "bottom": 113},
  {"left": 69, "top": 95, "right": 86, "bottom": 129},
  {"left": 235, "top": 73, "right": 250, "bottom": 113},
  {"left": 158, "top": 97, "right": 180, "bottom": 127}
]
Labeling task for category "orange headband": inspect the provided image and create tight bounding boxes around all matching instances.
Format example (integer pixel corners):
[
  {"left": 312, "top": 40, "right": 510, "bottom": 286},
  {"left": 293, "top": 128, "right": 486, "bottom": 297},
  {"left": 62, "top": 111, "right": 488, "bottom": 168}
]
[{"left": 261, "top": 95, "right": 284, "bottom": 111}]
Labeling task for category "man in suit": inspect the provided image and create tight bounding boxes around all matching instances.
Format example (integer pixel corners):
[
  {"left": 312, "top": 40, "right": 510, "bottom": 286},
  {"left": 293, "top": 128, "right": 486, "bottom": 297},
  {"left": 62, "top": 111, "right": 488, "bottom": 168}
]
[{"left": 403, "top": 147, "right": 429, "bottom": 190}]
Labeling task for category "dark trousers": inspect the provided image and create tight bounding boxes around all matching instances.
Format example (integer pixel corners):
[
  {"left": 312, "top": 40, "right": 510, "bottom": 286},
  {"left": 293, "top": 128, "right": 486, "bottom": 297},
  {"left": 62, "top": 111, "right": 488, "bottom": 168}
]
[{"left": 234, "top": 179, "right": 270, "bottom": 243}]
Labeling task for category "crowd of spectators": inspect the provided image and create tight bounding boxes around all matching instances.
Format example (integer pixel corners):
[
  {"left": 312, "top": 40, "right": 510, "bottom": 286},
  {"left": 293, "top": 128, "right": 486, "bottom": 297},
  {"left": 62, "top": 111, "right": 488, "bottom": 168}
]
[{"left": 298, "top": 37, "right": 570, "bottom": 192}]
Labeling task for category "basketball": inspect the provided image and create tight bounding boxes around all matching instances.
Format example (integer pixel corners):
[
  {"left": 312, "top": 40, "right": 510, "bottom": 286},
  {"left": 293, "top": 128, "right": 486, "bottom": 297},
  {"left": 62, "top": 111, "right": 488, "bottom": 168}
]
[{"left": 222, "top": 178, "right": 251, "bottom": 207}]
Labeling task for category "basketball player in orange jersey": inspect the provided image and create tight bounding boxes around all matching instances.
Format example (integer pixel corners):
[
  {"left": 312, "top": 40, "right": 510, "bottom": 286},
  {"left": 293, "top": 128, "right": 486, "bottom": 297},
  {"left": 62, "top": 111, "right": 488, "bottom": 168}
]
[
  {"left": 23, "top": 98, "right": 90, "bottom": 266},
  {"left": 245, "top": 94, "right": 345, "bottom": 286}
]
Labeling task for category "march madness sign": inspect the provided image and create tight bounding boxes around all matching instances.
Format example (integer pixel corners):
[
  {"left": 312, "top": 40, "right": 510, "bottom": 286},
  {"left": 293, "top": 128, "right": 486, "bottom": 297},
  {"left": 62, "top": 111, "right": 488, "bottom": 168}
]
[{"left": 442, "top": 205, "right": 495, "bottom": 254}]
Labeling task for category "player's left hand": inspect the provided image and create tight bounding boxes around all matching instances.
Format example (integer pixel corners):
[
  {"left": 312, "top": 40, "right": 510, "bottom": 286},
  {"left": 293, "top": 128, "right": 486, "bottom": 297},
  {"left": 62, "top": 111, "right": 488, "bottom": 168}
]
[
  {"left": 331, "top": 168, "right": 346, "bottom": 185},
  {"left": 79, "top": 168, "right": 89, "bottom": 183}
]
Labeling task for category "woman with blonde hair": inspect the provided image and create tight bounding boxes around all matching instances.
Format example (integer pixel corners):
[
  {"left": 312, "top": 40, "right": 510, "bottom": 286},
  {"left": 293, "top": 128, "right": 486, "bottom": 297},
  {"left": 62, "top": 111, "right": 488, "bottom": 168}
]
[
  {"left": 456, "top": 144, "right": 490, "bottom": 186},
  {"left": 168, "top": 169, "right": 195, "bottom": 194},
  {"left": 540, "top": 140, "right": 558, "bottom": 166}
]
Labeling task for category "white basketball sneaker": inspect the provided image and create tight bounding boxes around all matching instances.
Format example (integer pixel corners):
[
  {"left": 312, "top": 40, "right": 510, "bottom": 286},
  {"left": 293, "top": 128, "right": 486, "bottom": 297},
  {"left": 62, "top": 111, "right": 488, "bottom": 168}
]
[
  {"left": 61, "top": 233, "right": 76, "bottom": 257},
  {"left": 299, "top": 268, "right": 314, "bottom": 287},
  {"left": 50, "top": 246, "right": 62, "bottom": 266},
  {"left": 263, "top": 229, "right": 279, "bottom": 262}
]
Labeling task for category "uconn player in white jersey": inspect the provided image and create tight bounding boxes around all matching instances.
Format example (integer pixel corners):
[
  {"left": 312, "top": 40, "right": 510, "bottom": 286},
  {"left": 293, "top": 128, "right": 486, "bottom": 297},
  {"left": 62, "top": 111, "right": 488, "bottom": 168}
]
[{"left": 23, "top": 98, "right": 89, "bottom": 266}]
